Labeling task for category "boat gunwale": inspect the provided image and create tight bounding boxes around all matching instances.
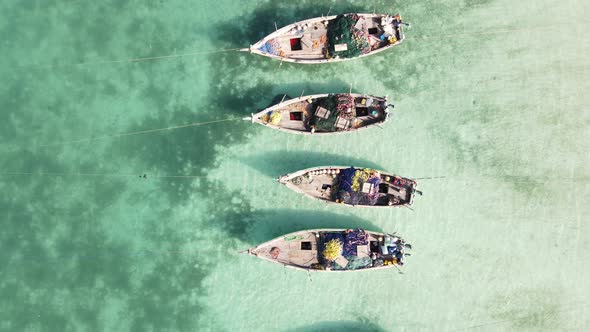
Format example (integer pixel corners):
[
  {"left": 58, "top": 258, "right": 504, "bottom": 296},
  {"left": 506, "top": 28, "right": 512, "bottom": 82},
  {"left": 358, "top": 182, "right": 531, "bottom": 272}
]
[
  {"left": 248, "top": 228, "right": 405, "bottom": 272},
  {"left": 249, "top": 13, "right": 405, "bottom": 64},
  {"left": 279, "top": 165, "right": 417, "bottom": 208},
  {"left": 251, "top": 93, "right": 391, "bottom": 135}
]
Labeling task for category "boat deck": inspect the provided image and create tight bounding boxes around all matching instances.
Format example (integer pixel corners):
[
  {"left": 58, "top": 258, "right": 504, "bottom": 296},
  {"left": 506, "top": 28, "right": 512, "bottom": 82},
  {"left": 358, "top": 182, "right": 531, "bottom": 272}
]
[
  {"left": 253, "top": 94, "right": 390, "bottom": 134},
  {"left": 274, "top": 21, "right": 328, "bottom": 60},
  {"left": 275, "top": 100, "right": 314, "bottom": 131},
  {"left": 274, "top": 16, "right": 395, "bottom": 60},
  {"left": 292, "top": 175, "right": 409, "bottom": 203},
  {"left": 351, "top": 100, "right": 387, "bottom": 128},
  {"left": 283, "top": 167, "right": 413, "bottom": 206},
  {"left": 250, "top": 229, "right": 410, "bottom": 271},
  {"left": 252, "top": 13, "right": 405, "bottom": 64},
  {"left": 253, "top": 231, "right": 319, "bottom": 268},
  {"left": 292, "top": 173, "right": 336, "bottom": 201}
]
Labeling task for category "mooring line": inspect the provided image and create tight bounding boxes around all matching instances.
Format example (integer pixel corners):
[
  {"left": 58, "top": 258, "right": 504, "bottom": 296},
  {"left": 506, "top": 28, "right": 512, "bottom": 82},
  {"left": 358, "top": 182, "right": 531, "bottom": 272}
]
[
  {"left": 407, "top": 26, "right": 538, "bottom": 40},
  {"left": 0, "top": 171, "right": 209, "bottom": 179},
  {"left": 406, "top": 22, "right": 585, "bottom": 41},
  {"left": 38, "top": 117, "right": 241, "bottom": 147},
  {"left": 412, "top": 176, "right": 446, "bottom": 180},
  {"left": 17, "top": 47, "right": 244, "bottom": 69}
]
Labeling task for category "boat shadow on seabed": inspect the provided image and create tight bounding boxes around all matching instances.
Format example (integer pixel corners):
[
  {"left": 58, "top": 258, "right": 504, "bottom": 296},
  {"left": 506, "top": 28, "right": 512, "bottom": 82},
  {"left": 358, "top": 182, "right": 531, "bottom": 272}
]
[
  {"left": 240, "top": 151, "right": 385, "bottom": 179},
  {"left": 213, "top": 2, "right": 365, "bottom": 48},
  {"left": 287, "top": 320, "right": 386, "bottom": 332},
  {"left": 234, "top": 209, "right": 384, "bottom": 244}
]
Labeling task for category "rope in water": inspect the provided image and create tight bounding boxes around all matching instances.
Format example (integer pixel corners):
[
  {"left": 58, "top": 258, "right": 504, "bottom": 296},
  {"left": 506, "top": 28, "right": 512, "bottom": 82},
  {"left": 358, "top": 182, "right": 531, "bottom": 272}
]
[
  {"left": 405, "top": 23, "right": 582, "bottom": 40},
  {"left": 37, "top": 117, "right": 242, "bottom": 147},
  {"left": 16, "top": 23, "right": 584, "bottom": 70},
  {"left": 11, "top": 21, "right": 585, "bottom": 72},
  {"left": 1, "top": 171, "right": 579, "bottom": 184},
  {"left": 0, "top": 171, "right": 208, "bottom": 179},
  {"left": 16, "top": 47, "right": 245, "bottom": 69}
]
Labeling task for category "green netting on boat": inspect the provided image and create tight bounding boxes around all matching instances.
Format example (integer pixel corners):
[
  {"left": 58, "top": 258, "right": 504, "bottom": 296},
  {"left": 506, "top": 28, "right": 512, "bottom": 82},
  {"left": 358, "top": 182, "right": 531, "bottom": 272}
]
[
  {"left": 347, "top": 256, "right": 372, "bottom": 270},
  {"left": 327, "top": 15, "right": 370, "bottom": 58},
  {"left": 312, "top": 94, "right": 359, "bottom": 131},
  {"left": 312, "top": 95, "right": 338, "bottom": 132}
]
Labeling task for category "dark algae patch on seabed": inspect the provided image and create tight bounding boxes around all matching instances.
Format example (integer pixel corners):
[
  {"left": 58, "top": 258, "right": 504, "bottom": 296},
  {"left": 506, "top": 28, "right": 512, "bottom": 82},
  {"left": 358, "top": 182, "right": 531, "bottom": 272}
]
[
  {"left": 0, "top": 1, "right": 268, "bottom": 330},
  {"left": 215, "top": 1, "right": 365, "bottom": 48},
  {"left": 0, "top": 153, "right": 208, "bottom": 330}
]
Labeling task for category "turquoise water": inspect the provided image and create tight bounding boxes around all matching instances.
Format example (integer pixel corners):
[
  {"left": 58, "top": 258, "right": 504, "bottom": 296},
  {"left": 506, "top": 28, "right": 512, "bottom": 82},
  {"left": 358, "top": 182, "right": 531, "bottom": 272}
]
[{"left": 1, "top": 0, "right": 589, "bottom": 331}]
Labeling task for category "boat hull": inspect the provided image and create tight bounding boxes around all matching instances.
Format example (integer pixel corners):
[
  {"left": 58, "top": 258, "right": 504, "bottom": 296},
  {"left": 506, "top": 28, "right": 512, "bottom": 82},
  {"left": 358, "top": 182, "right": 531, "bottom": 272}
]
[
  {"left": 279, "top": 166, "right": 417, "bottom": 208},
  {"left": 252, "top": 93, "right": 391, "bottom": 135},
  {"left": 250, "top": 13, "right": 406, "bottom": 64},
  {"left": 248, "top": 228, "right": 409, "bottom": 272}
]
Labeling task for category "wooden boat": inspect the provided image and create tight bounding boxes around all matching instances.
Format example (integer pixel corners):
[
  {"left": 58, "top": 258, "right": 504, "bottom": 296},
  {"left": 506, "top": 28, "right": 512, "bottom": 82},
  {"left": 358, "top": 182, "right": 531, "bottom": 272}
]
[
  {"left": 244, "top": 13, "right": 409, "bottom": 64},
  {"left": 248, "top": 228, "right": 410, "bottom": 272},
  {"left": 279, "top": 166, "right": 421, "bottom": 208},
  {"left": 250, "top": 93, "right": 392, "bottom": 135}
]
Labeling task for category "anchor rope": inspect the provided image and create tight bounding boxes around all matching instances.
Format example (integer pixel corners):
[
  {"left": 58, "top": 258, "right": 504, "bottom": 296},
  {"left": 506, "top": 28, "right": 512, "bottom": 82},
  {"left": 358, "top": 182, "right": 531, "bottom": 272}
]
[
  {"left": 0, "top": 171, "right": 209, "bottom": 179},
  {"left": 16, "top": 47, "right": 245, "bottom": 69},
  {"left": 10, "top": 21, "right": 589, "bottom": 70},
  {"left": 37, "top": 117, "right": 242, "bottom": 147},
  {"left": 405, "top": 22, "right": 586, "bottom": 40}
]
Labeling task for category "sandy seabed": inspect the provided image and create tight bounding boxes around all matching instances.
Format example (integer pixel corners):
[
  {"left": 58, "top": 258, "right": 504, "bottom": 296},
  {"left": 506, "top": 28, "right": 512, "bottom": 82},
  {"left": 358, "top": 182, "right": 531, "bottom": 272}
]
[{"left": 1, "top": 0, "right": 588, "bottom": 331}]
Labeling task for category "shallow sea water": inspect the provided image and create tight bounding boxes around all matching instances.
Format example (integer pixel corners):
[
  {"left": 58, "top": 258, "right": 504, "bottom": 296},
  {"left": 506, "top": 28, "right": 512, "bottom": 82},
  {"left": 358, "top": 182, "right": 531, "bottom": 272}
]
[{"left": 1, "top": 0, "right": 589, "bottom": 331}]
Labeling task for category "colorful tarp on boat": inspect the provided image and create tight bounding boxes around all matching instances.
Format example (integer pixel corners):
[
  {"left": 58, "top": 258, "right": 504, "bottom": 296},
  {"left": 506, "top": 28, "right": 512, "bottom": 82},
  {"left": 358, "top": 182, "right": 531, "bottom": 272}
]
[{"left": 335, "top": 167, "right": 383, "bottom": 205}]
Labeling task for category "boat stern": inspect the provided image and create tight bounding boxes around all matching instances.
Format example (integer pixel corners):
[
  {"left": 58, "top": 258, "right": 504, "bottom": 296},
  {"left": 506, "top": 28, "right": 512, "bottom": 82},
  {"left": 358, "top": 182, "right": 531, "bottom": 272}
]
[
  {"left": 407, "top": 179, "right": 420, "bottom": 206},
  {"left": 384, "top": 99, "right": 394, "bottom": 121}
]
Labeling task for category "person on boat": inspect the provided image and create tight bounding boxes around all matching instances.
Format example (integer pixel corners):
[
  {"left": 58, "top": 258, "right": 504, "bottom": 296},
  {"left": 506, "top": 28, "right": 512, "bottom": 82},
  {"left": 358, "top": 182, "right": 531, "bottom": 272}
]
[
  {"left": 393, "top": 15, "right": 410, "bottom": 28},
  {"left": 388, "top": 197, "right": 400, "bottom": 206}
]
